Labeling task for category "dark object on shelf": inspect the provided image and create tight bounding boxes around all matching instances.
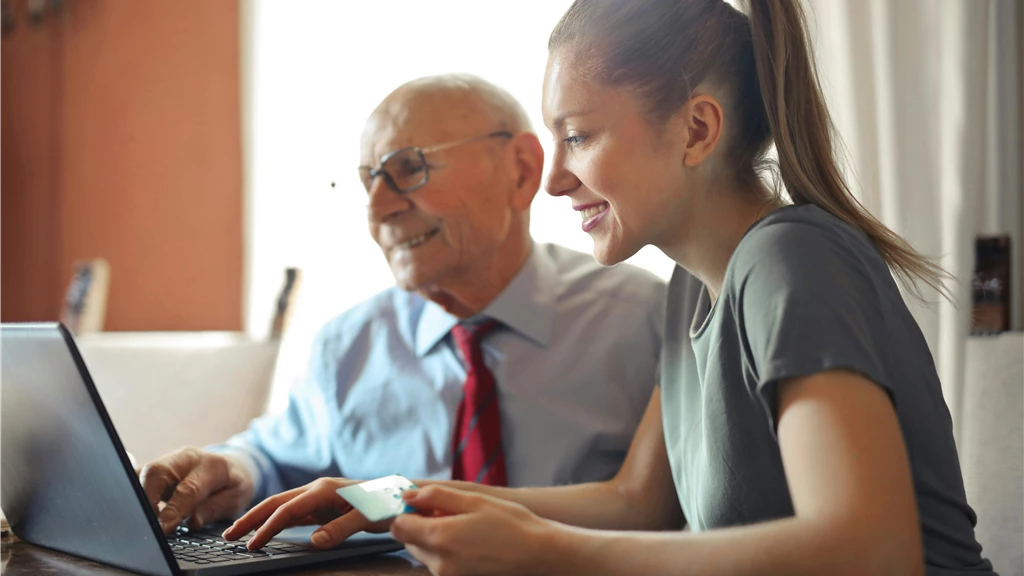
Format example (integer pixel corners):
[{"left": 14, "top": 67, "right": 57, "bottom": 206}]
[
  {"left": 1, "top": 0, "right": 14, "bottom": 35},
  {"left": 2, "top": 0, "right": 66, "bottom": 35},
  {"left": 269, "top": 267, "right": 301, "bottom": 339},
  {"left": 971, "top": 235, "right": 1011, "bottom": 334},
  {"left": 60, "top": 258, "right": 110, "bottom": 336}
]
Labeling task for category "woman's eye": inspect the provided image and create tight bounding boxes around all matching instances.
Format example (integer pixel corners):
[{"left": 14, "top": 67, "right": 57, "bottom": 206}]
[{"left": 563, "top": 135, "right": 585, "bottom": 147}]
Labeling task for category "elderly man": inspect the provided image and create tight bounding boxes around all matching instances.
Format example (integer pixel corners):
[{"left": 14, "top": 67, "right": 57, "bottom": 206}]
[{"left": 140, "top": 74, "right": 665, "bottom": 534}]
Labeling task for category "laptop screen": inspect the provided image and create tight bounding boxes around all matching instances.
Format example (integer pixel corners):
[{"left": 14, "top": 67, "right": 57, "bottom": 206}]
[{"left": 1, "top": 323, "right": 176, "bottom": 576}]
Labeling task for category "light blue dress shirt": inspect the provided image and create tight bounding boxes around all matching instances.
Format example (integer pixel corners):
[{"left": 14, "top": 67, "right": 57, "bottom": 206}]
[{"left": 212, "top": 243, "right": 665, "bottom": 502}]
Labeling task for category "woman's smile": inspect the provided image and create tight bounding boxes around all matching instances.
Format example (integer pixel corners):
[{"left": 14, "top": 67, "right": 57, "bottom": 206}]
[{"left": 574, "top": 201, "right": 610, "bottom": 232}]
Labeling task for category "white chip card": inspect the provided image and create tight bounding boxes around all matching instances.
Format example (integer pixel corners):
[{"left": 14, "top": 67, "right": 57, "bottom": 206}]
[{"left": 335, "top": 474, "right": 418, "bottom": 522}]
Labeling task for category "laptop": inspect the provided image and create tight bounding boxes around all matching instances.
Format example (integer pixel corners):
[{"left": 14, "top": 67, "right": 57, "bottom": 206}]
[{"left": 0, "top": 323, "right": 404, "bottom": 575}]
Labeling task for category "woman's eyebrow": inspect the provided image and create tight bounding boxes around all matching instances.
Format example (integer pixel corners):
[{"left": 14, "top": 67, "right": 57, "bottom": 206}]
[{"left": 550, "top": 109, "right": 594, "bottom": 131}]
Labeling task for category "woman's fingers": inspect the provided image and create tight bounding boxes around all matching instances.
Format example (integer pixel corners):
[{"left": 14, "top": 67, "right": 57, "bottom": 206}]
[
  {"left": 404, "top": 543, "right": 444, "bottom": 575},
  {"left": 307, "top": 509, "right": 384, "bottom": 549},
  {"left": 245, "top": 481, "right": 350, "bottom": 550},
  {"left": 401, "top": 485, "right": 486, "bottom": 516},
  {"left": 390, "top": 512, "right": 447, "bottom": 549},
  {"left": 222, "top": 485, "right": 307, "bottom": 540}
]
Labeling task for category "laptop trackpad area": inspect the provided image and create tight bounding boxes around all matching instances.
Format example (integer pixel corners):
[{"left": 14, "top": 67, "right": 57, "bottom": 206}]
[{"left": 272, "top": 525, "right": 398, "bottom": 549}]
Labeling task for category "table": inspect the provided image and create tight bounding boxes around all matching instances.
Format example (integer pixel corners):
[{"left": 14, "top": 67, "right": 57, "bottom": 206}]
[{"left": 0, "top": 532, "right": 430, "bottom": 575}]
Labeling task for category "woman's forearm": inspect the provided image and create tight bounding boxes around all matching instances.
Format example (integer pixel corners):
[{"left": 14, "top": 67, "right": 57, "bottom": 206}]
[
  {"left": 415, "top": 479, "right": 675, "bottom": 531},
  {"left": 541, "top": 515, "right": 923, "bottom": 576},
  {"left": 415, "top": 388, "right": 682, "bottom": 531}
]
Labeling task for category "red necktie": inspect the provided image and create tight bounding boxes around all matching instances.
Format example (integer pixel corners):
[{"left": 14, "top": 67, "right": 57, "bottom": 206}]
[{"left": 450, "top": 320, "right": 507, "bottom": 486}]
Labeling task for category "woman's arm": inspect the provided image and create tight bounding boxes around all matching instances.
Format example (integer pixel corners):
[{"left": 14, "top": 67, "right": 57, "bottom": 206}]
[
  {"left": 228, "top": 384, "right": 682, "bottom": 550},
  {"left": 395, "top": 369, "right": 924, "bottom": 576},
  {"left": 431, "top": 386, "right": 682, "bottom": 531}
]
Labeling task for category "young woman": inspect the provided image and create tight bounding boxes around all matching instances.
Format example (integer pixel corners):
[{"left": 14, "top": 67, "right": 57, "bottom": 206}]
[{"left": 225, "top": 1, "right": 995, "bottom": 574}]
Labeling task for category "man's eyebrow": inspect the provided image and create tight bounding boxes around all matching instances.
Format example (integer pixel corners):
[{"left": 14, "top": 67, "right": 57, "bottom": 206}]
[{"left": 551, "top": 109, "right": 593, "bottom": 131}]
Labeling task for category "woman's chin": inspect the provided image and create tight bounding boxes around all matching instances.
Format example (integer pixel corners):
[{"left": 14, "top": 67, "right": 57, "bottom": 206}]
[
  {"left": 591, "top": 234, "right": 646, "bottom": 267},
  {"left": 591, "top": 243, "right": 627, "bottom": 267}
]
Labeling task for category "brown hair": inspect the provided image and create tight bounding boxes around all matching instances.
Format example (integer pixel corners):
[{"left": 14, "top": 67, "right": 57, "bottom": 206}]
[{"left": 549, "top": 0, "right": 951, "bottom": 302}]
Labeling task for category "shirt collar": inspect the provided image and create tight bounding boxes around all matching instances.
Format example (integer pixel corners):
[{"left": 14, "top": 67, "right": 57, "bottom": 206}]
[{"left": 414, "top": 243, "right": 556, "bottom": 357}]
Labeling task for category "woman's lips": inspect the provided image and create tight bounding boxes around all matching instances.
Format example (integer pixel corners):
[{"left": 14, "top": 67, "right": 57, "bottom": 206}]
[{"left": 575, "top": 202, "right": 609, "bottom": 233}]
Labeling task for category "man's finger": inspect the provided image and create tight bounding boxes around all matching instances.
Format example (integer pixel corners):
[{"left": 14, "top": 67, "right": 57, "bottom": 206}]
[
  {"left": 139, "top": 464, "right": 175, "bottom": 514},
  {"left": 157, "top": 469, "right": 214, "bottom": 533},
  {"left": 138, "top": 449, "right": 202, "bottom": 514},
  {"left": 401, "top": 485, "right": 484, "bottom": 516},
  {"left": 189, "top": 488, "right": 243, "bottom": 530}
]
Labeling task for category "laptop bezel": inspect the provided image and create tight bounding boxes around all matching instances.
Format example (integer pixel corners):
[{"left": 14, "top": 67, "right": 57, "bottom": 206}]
[{"left": 7, "top": 322, "right": 186, "bottom": 574}]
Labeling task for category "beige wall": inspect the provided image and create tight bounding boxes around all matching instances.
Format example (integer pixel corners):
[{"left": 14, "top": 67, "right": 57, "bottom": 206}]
[{"left": 1, "top": 0, "right": 242, "bottom": 331}]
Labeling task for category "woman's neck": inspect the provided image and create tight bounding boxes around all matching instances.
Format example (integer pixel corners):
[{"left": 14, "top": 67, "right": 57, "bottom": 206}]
[{"left": 660, "top": 181, "right": 782, "bottom": 304}]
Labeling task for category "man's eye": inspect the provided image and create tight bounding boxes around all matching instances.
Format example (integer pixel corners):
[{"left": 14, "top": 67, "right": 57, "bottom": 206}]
[{"left": 396, "top": 160, "right": 426, "bottom": 176}]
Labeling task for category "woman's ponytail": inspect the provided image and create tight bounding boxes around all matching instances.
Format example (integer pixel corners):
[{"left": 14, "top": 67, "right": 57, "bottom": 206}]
[{"left": 746, "top": 0, "right": 952, "bottom": 301}]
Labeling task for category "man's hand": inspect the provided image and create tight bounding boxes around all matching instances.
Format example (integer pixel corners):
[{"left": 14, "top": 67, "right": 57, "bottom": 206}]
[
  {"left": 222, "top": 478, "right": 390, "bottom": 551},
  {"left": 138, "top": 447, "right": 256, "bottom": 534}
]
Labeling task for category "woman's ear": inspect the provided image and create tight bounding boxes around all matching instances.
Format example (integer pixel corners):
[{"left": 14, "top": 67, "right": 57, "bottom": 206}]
[
  {"left": 679, "top": 94, "right": 725, "bottom": 167},
  {"left": 509, "top": 132, "right": 543, "bottom": 211}
]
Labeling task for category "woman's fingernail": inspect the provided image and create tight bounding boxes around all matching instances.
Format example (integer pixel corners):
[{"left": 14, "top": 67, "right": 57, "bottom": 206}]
[
  {"left": 402, "top": 490, "right": 418, "bottom": 500},
  {"left": 310, "top": 531, "right": 330, "bottom": 547}
]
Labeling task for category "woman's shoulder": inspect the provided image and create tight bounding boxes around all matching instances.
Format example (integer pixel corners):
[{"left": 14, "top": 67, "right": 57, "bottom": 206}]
[
  {"left": 732, "top": 204, "right": 884, "bottom": 276},
  {"left": 725, "top": 204, "right": 894, "bottom": 307}
]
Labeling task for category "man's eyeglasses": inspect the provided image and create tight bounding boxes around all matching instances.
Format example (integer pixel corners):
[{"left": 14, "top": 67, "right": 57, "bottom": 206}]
[{"left": 354, "top": 131, "right": 514, "bottom": 195}]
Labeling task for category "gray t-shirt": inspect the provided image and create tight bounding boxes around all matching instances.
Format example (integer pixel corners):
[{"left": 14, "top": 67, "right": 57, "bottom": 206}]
[{"left": 661, "top": 204, "right": 995, "bottom": 575}]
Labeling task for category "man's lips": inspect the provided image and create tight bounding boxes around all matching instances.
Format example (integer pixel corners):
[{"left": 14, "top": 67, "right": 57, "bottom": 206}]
[{"left": 391, "top": 228, "right": 440, "bottom": 250}]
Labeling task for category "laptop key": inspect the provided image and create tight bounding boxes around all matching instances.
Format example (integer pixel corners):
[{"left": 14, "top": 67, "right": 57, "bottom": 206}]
[{"left": 272, "top": 544, "right": 308, "bottom": 552}]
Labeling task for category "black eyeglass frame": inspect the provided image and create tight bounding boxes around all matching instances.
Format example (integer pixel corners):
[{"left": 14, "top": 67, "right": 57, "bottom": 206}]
[{"left": 357, "top": 130, "right": 514, "bottom": 195}]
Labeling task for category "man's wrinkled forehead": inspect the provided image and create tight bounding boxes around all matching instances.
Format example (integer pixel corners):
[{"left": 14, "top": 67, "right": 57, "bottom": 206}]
[{"left": 360, "top": 90, "right": 493, "bottom": 163}]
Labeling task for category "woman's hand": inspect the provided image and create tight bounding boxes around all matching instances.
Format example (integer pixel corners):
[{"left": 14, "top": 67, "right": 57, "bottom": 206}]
[
  {"left": 391, "top": 485, "right": 562, "bottom": 576},
  {"left": 221, "top": 477, "right": 391, "bottom": 550}
]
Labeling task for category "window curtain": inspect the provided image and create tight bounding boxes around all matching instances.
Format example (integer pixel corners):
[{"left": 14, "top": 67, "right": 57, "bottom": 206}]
[{"left": 806, "top": 0, "right": 1022, "bottom": 429}]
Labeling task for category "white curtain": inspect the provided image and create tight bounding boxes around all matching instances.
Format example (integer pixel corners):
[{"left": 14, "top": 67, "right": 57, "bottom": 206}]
[{"left": 806, "top": 0, "right": 1023, "bottom": 430}]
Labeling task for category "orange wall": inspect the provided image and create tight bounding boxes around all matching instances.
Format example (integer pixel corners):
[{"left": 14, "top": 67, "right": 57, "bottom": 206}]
[{"left": 2, "top": 0, "right": 242, "bottom": 331}]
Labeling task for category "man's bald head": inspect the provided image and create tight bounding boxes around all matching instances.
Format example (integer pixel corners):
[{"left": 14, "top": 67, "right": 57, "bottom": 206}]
[
  {"left": 362, "top": 74, "right": 532, "bottom": 160},
  {"left": 359, "top": 74, "right": 545, "bottom": 317},
  {"left": 376, "top": 74, "right": 530, "bottom": 133}
]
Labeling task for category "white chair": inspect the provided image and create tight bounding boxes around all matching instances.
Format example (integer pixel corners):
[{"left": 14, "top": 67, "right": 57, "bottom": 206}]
[
  {"left": 76, "top": 332, "right": 280, "bottom": 465},
  {"left": 960, "top": 332, "right": 1024, "bottom": 576}
]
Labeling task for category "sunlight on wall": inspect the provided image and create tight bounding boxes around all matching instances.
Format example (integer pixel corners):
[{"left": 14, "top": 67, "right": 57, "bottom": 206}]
[{"left": 243, "top": 1, "right": 676, "bottom": 410}]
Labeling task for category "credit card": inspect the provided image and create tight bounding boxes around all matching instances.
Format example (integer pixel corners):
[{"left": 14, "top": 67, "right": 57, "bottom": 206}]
[{"left": 335, "top": 474, "right": 418, "bottom": 522}]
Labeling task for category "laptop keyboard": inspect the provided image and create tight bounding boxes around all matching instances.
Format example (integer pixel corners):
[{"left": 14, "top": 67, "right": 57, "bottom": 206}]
[{"left": 167, "top": 526, "right": 309, "bottom": 565}]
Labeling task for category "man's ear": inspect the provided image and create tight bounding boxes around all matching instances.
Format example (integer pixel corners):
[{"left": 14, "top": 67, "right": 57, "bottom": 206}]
[
  {"left": 508, "top": 132, "right": 543, "bottom": 211},
  {"left": 678, "top": 94, "right": 724, "bottom": 167}
]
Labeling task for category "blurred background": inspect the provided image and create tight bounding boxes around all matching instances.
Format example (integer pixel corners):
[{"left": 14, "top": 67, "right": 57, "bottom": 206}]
[{"left": 2, "top": 0, "right": 1022, "bottom": 572}]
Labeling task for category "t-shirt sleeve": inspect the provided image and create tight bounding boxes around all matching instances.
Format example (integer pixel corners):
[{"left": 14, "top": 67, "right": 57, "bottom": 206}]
[{"left": 731, "top": 221, "right": 893, "bottom": 432}]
